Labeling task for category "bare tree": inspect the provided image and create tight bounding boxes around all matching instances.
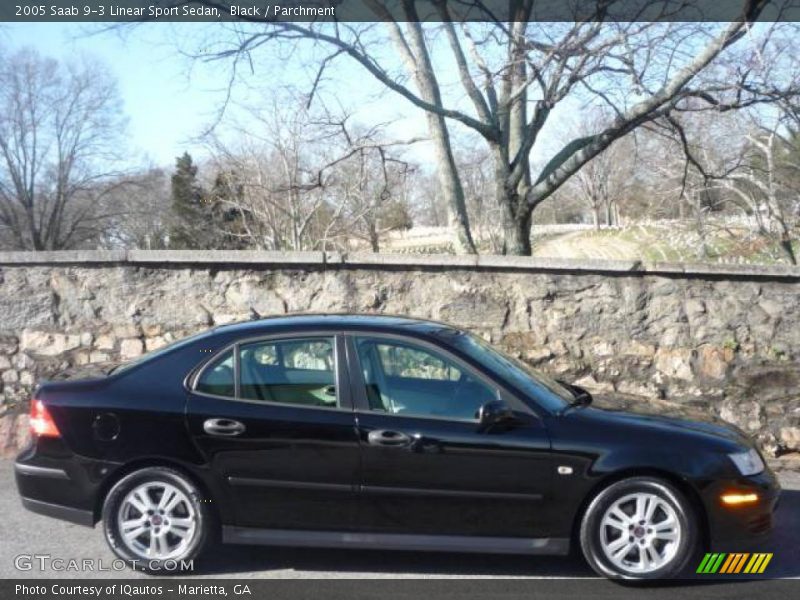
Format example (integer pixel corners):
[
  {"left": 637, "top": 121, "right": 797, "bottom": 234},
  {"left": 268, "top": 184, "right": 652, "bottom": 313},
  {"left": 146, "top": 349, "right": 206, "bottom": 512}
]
[
  {"left": 406, "top": 170, "right": 449, "bottom": 228},
  {"left": 320, "top": 134, "right": 414, "bottom": 252},
  {"left": 205, "top": 98, "right": 417, "bottom": 251},
  {"left": 453, "top": 143, "right": 504, "bottom": 252},
  {"left": 0, "top": 49, "right": 127, "bottom": 250},
  {"left": 722, "top": 122, "right": 799, "bottom": 264},
  {"left": 204, "top": 102, "right": 327, "bottom": 250},
  {"left": 180, "top": 0, "right": 799, "bottom": 255},
  {"left": 632, "top": 98, "right": 799, "bottom": 263},
  {"left": 566, "top": 114, "right": 635, "bottom": 229},
  {"left": 100, "top": 168, "right": 173, "bottom": 249}
]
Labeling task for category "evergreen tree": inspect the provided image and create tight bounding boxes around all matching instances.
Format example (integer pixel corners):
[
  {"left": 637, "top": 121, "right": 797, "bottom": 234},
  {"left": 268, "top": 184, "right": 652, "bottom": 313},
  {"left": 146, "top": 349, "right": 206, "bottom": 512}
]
[
  {"left": 207, "top": 170, "right": 249, "bottom": 249},
  {"left": 169, "top": 152, "right": 209, "bottom": 249}
]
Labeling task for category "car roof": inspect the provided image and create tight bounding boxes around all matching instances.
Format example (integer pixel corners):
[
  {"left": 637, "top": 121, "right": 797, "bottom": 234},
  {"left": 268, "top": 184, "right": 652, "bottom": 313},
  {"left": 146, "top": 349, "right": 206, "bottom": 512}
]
[{"left": 210, "top": 313, "right": 461, "bottom": 339}]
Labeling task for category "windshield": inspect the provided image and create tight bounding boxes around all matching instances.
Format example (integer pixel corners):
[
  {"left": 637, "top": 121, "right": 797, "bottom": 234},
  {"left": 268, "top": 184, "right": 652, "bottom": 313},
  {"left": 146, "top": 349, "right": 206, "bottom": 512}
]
[
  {"left": 445, "top": 330, "right": 574, "bottom": 412},
  {"left": 110, "top": 329, "right": 213, "bottom": 375}
]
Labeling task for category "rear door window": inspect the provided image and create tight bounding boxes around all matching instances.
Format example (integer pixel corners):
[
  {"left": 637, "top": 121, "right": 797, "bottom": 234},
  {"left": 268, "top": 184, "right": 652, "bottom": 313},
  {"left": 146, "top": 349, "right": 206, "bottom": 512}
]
[{"left": 238, "top": 337, "right": 338, "bottom": 408}]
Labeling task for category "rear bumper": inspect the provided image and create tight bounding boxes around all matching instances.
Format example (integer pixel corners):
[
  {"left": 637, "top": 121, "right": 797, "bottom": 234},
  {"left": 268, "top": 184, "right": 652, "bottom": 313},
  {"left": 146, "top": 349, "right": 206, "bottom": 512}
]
[
  {"left": 15, "top": 455, "right": 97, "bottom": 528},
  {"left": 15, "top": 462, "right": 70, "bottom": 480},
  {"left": 20, "top": 496, "right": 95, "bottom": 527},
  {"left": 14, "top": 438, "right": 119, "bottom": 528}
]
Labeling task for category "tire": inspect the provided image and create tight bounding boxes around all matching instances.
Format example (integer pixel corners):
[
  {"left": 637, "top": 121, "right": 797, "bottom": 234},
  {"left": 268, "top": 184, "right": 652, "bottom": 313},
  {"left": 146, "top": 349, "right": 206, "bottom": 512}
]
[
  {"left": 102, "top": 466, "right": 213, "bottom": 573},
  {"left": 579, "top": 476, "right": 698, "bottom": 580}
]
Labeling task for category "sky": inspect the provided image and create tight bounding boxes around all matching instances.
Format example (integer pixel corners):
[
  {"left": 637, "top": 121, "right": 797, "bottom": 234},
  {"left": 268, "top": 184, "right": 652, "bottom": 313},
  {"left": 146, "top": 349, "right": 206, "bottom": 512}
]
[
  {"left": 0, "top": 21, "right": 576, "bottom": 172},
  {"left": 4, "top": 23, "right": 214, "bottom": 166},
  {"left": 1, "top": 22, "right": 436, "bottom": 168}
]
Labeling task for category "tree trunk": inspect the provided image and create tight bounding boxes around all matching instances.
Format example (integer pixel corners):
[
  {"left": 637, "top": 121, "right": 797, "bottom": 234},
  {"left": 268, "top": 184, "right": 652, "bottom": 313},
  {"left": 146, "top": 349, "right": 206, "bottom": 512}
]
[
  {"left": 395, "top": 19, "right": 477, "bottom": 255},
  {"left": 694, "top": 192, "right": 708, "bottom": 260},
  {"left": 779, "top": 235, "right": 797, "bottom": 265},
  {"left": 501, "top": 199, "right": 532, "bottom": 255},
  {"left": 492, "top": 144, "right": 533, "bottom": 256},
  {"left": 592, "top": 201, "right": 601, "bottom": 230},
  {"left": 368, "top": 221, "right": 380, "bottom": 252},
  {"left": 427, "top": 111, "right": 477, "bottom": 254}
]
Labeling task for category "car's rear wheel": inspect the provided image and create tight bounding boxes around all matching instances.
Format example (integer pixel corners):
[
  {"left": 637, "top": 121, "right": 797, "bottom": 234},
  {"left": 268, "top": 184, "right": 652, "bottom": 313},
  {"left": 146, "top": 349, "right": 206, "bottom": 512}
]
[
  {"left": 102, "top": 467, "right": 212, "bottom": 572},
  {"left": 579, "top": 476, "right": 698, "bottom": 580}
]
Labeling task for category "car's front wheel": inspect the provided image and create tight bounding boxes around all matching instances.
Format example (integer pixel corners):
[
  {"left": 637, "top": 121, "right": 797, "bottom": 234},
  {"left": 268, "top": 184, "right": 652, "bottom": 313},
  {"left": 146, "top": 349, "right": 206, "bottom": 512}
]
[
  {"left": 102, "top": 467, "right": 212, "bottom": 572},
  {"left": 579, "top": 476, "right": 698, "bottom": 579}
]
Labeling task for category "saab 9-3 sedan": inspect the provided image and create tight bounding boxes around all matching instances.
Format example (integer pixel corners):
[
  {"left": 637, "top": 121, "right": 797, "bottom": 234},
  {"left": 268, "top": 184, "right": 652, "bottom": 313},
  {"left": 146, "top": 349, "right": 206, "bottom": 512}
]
[{"left": 15, "top": 315, "right": 779, "bottom": 579}]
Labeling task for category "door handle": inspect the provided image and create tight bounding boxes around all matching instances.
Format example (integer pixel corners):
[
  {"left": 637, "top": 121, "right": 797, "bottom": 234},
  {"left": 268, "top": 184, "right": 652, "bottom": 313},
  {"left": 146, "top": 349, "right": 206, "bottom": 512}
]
[
  {"left": 203, "top": 418, "right": 245, "bottom": 437},
  {"left": 367, "top": 429, "right": 411, "bottom": 447}
]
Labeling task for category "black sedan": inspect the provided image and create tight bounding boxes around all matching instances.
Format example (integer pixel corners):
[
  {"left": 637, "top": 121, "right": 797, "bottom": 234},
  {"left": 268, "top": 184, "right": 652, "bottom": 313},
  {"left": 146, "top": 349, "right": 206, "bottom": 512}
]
[{"left": 15, "top": 314, "right": 779, "bottom": 579}]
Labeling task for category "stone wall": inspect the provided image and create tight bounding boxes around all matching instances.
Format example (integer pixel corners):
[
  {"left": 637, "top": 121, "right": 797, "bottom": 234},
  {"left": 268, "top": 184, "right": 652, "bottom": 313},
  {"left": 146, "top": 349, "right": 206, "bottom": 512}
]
[{"left": 1, "top": 250, "right": 799, "bottom": 456}]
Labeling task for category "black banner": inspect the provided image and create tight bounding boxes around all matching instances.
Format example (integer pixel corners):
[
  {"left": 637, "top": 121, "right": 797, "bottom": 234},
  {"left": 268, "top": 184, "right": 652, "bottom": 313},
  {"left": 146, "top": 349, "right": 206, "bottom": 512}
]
[
  {"left": 2, "top": 0, "right": 800, "bottom": 23},
  {"left": 3, "top": 579, "right": 800, "bottom": 600}
]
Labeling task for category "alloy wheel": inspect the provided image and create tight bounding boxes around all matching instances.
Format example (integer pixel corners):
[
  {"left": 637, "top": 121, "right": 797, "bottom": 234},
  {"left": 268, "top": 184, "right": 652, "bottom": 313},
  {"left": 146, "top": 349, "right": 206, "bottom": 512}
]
[
  {"left": 598, "top": 491, "right": 682, "bottom": 574},
  {"left": 116, "top": 482, "right": 197, "bottom": 561}
]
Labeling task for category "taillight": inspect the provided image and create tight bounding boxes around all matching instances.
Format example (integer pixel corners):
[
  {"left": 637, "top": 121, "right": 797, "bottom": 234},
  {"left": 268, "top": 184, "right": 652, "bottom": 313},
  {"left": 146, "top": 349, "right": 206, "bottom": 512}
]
[{"left": 29, "top": 399, "right": 60, "bottom": 438}]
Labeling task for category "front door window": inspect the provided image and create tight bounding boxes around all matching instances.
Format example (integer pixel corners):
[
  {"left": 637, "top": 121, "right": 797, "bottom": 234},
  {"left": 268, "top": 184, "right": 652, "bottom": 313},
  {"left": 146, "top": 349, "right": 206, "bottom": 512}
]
[{"left": 354, "top": 337, "right": 496, "bottom": 420}]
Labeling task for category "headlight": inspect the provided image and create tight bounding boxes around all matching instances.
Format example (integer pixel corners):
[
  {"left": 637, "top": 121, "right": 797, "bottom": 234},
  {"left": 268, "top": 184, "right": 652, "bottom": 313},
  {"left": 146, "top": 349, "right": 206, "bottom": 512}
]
[{"left": 728, "top": 448, "right": 765, "bottom": 476}]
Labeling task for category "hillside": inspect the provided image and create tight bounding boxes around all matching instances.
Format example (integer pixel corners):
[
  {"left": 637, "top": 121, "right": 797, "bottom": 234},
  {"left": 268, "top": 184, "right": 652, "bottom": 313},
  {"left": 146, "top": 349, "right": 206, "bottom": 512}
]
[{"left": 381, "top": 220, "right": 799, "bottom": 265}]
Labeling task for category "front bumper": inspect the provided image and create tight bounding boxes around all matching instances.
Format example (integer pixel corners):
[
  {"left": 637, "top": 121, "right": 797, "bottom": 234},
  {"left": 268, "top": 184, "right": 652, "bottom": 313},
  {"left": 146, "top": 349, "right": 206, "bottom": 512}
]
[{"left": 704, "top": 468, "right": 781, "bottom": 547}]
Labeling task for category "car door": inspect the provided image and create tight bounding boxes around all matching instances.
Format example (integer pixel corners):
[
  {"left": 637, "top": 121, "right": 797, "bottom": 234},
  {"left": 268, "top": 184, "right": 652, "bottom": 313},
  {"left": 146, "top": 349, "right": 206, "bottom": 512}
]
[
  {"left": 347, "top": 333, "right": 554, "bottom": 538},
  {"left": 186, "top": 332, "right": 359, "bottom": 530}
]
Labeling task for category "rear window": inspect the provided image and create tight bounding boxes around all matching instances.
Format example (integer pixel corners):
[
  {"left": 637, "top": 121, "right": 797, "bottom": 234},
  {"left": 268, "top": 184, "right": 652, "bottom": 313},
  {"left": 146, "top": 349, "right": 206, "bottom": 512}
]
[{"left": 195, "top": 350, "right": 235, "bottom": 397}]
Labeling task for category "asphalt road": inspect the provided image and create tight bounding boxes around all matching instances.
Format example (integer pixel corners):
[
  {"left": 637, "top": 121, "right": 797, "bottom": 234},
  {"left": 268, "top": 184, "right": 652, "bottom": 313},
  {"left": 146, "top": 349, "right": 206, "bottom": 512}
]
[{"left": 1, "top": 459, "right": 798, "bottom": 582}]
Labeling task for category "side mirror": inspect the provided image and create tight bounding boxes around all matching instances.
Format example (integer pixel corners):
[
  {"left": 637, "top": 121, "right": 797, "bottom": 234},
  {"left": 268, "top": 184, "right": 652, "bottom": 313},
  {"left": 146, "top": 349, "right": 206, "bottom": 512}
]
[
  {"left": 477, "top": 400, "right": 517, "bottom": 431},
  {"left": 557, "top": 380, "right": 593, "bottom": 406}
]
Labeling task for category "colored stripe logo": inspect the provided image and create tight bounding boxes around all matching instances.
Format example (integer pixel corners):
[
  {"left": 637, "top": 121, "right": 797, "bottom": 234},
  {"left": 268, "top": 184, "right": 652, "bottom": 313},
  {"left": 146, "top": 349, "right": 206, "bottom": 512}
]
[{"left": 696, "top": 553, "right": 773, "bottom": 574}]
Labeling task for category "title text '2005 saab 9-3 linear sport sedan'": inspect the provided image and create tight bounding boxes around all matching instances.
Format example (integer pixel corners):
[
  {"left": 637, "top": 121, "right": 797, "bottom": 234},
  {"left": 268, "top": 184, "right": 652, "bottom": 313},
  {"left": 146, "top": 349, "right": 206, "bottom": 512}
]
[{"left": 15, "top": 315, "right": 779, "bottom": 579}]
